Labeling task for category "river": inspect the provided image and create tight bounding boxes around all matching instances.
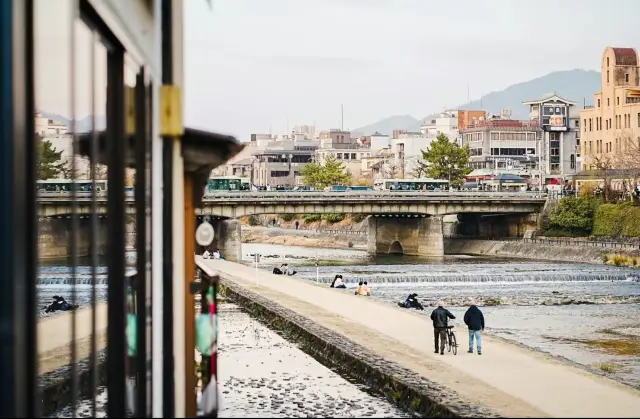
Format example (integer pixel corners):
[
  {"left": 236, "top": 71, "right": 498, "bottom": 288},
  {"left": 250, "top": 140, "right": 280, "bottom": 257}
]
[{"left": 41, "top": 244, "right": 640, "bottom": 416}]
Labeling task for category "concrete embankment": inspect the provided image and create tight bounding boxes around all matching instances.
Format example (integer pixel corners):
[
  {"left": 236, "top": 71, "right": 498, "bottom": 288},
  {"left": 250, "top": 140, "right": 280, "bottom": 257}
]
[
  {"left": 444, "top": 239, "right": 640, "bottom": 265},
  {"left": 38, "top": 303, "right": 108, "bottom": 416},
  {"left": 203, "top": 257, "right": 640, "bottom": 418}
]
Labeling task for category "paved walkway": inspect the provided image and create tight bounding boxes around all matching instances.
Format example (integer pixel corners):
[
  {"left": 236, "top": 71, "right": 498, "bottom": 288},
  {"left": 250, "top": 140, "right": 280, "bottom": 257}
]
[{"left": 202, "top": 258, "right": 640, "bottom": 418}]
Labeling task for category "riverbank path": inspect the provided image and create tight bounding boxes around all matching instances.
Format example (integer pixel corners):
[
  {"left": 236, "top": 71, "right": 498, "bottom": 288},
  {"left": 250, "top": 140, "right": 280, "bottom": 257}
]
[{"left": 202, "top": 258, "right": 640, "bottom": 418}]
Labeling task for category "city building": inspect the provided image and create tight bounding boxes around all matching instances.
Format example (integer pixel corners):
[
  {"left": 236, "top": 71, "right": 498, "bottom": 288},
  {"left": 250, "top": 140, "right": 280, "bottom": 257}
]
[
  {"left": 420, "top": 110, "right": 460, "bottom": 144},
  {"left": 580, "top": 46, "right": 640, "bottom": 172},
  {"left": 457, "top": 110, "right": 487, "bottom": 130},
  {"left": 391, "top": 133, "right": 434, "bottom": 178},
  {"left": 314, "top": 147, "right": 371, "bottom": 180},
  {"left": 293, "top": 124, "right": 316, "bottom": 139},
  {"left": 460, "top": 111, "right": 542, "bottom": 184},
  {"left": 523, "top": 93, "right": 580, "bottom": 180},
  {"left": 250, "top": 133, "right": 275, "bottom": 148},
  {"left": 35, "top": 111, "right": 68, "bottom": 137}
]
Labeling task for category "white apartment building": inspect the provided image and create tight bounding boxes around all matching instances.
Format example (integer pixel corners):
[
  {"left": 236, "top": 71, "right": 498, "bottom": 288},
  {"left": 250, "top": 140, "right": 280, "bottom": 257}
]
[
  {"left": 391, "top": 133, "right": 435, "bottom": 178},
  {"left": 420, "top": 110, "right": 460, "bottom": 144}
]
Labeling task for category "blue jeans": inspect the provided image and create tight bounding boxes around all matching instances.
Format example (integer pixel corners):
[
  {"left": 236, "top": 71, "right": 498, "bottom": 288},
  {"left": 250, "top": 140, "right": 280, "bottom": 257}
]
[{"left": 468, "top": 329, "right": 482, "bottom": 352}]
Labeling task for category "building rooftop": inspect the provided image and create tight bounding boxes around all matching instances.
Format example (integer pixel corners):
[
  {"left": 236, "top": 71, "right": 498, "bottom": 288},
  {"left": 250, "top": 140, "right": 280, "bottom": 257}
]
[
  {"left": 522, "top": 93, "right": 576, "bottom": 106},
  {"left": 611, "top": 47, "right": 638, "bottom": 66}
]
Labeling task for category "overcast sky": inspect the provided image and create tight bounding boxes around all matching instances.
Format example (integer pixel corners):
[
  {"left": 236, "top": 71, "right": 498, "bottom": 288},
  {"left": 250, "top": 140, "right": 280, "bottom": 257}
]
[{"left": 35, "top": 0, "right": 640, "bottom": 141}]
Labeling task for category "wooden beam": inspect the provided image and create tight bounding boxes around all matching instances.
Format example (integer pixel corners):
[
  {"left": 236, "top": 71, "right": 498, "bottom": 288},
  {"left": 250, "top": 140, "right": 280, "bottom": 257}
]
[{"left": 183, "top": 173, "right": 197, "bottom": 417}]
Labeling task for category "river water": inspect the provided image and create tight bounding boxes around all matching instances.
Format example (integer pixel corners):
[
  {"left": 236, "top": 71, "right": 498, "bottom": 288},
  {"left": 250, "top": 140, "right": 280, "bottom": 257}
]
[{"left": 41, "top": 244, "right": 640, "bottom": 416}]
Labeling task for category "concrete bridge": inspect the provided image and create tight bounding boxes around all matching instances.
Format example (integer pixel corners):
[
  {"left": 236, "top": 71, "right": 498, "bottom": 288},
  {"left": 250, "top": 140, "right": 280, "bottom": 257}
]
[{"left": 37, "top": 191, "right": 547, "bottom": 260}]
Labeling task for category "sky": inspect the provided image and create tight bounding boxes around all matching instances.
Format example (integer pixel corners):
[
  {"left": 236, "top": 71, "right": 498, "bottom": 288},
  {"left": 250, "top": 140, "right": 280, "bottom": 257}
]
[{"left": 35, "top": 0, "right": 640, "bottom": 141}]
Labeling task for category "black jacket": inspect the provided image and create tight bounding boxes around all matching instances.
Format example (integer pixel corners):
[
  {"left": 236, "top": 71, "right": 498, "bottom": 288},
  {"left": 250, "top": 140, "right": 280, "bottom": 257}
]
[
  {"left": 430, "top": 307, "right": 455, "bottom": 328},
  {"left": 464, "top": 305, "right": 485, "bottom": 330}
]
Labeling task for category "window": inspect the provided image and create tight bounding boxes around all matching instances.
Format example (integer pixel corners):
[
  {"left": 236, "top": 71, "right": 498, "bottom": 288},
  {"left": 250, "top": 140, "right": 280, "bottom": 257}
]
[
  {"left": 638, "top": 113, "right": 640, "bottom": 127},
  {"left": 607, "top": 98, "right": 610, "bottom": 106},
  {"left": 596, "top": 118, "right": 599, "bottom": 130},
  {"left": 336, "top": 153, "right": 342, "bottom": 159},
  {"left": 617, "top": 97, "right": 620, "bottom": 105},
  {"left": 607, "top": 70, "right": 610, "bottom": 83},
  {"left": 589, "top": 118, "right": 592, "bottom": 131},
  {"left": 597, "top": 99, "right": 600, "bottom": 107},
  {"left": 570, "top": 154, "right": 575, "bottom": 170},
  {"left": 351, "top": 153, "right": 356, "bottom": 159},
  {"left": 607, "top": 57, "right": 610, "bottom": 67},
  {"left": 626, "top": 73, "right": 630, "bottom": 83},
  {"left": 583, "top": 119, "right": 587, "bottom": 132}
]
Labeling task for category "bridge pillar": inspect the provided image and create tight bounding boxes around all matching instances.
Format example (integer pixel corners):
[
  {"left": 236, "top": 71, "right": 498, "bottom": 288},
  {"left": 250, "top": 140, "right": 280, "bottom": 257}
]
[
  {"left": 38, "top": 217, "right": 109, "bottom": 259},
  {"left": 199, "top": 219, "right": 242, "bottom": 262},
  {"left": 367, "top": 215, "right": 444, "bottom": 257}
]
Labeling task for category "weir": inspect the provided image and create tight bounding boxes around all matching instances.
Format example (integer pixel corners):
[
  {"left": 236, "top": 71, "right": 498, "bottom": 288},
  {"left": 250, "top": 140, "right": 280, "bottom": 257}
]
[{"left": 201, "top": 257, "right": 640, "bottom": 418}]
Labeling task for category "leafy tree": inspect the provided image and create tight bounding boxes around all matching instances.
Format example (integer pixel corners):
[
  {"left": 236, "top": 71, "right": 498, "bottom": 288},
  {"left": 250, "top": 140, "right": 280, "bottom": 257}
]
[
  {"left": 36, "top": 133, "right": 66, "bottom": 179},
  {"left": 301, "top": 154, "right": 351, "bottom": 189},
  {"left": 420, "top": 133, "right": 471, "bottom": 185}
]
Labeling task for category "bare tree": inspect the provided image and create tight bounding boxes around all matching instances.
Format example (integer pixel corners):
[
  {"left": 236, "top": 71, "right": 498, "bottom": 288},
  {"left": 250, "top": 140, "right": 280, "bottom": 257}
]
[
  {"left": 411, "top": 159, "right": 429, "bottom": 178},
  {"left": 617, "top": 134, "right": 640, "bottom": 198},
  {"left": 589, "top": 155, "right": 614, "bottom": 202}
]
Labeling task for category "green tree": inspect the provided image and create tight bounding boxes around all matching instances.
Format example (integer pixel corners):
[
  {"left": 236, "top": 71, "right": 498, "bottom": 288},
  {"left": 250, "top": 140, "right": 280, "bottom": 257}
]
[
  {"left": 420, "top": 133, "right": 471, "bottom": 185},
  {"left": 36, "top": 133, "right": 66, "bottom": 179},
  {"left": 300, "top": 154, "right": 351, "bottom": 189}
]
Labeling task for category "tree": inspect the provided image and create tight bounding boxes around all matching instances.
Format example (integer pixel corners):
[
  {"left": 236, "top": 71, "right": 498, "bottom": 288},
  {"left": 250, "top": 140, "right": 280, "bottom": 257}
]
[
  {"left": 300, "top": 154, "right": 351, "bottom": 189},
  {"left": 548, "top": 196, "right": 600, "bottom": 236},
  {"left": 616, "top": 134, "right": 640, "bottom": 199},
  {"left": 411, "top": 159, "right": 429, "bottom": 178},
  {"left": 589, "top": 155, "right": 614, "bottom": 202},
  {"left": 36, "top": 133, "right": 66, "bottom": 179},
  {"left": 420, "top": 133, "right": 472, "bottom": 185}
]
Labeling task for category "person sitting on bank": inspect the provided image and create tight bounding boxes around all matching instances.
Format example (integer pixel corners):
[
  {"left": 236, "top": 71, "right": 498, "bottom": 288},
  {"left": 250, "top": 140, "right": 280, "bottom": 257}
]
[
  {"left": 213, "top": 249, "right": 221, "bottom": 259},
  {"left": 202, "top": 249, "right": 211, "bottom": 259},
  {"left": 358, "top": 281, "right": 371, "bottom": 296},
  {"left": 45, "top": 295, "right": 78, "bottom": 313},
  {"left": 398, "top": 293, "right": 424, "bottom": 310},
  {"left": 355, "top": 281, "right": 363, "bottom": 295},
  {"left": 272, "top": 266, "right": 283, "bottom": 275},
  {"left": 330, "top": 274, "right": 346, "bottom": 289}
]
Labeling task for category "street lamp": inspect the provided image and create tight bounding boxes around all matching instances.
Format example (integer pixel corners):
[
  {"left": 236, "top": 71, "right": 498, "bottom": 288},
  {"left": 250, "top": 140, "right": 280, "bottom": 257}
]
[{"left": 281, "top": 153, "right": 294, "bottom": 187}]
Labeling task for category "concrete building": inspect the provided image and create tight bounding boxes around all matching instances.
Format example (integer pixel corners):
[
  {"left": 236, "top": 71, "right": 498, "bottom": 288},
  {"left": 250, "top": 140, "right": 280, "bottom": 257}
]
[
  {"left": 580, "top": 46, "right": 640, "bottom": 171},
  {"left": 460, "top": 112, "right": 542, "bottom": 184},
  {"left": 250, "top": 133, "right": 275, "bottom": 148},
  {"left": 391, "top": 133, "right": 434, "bottom": 178},
  {"left": 420, "top": 110, "right": 460, "bottom": 144},
  {"left": 35, "top": 111, "right": 68, "bottom": 137},
  {"left": 314, "top": 147, "right": 371, "bottom": 179},
  {"left": 293, "top": 125, "right": 316, "bottom": 139},
  {"left": 523, "top": 93, "right": 580, "bottom": 180}
]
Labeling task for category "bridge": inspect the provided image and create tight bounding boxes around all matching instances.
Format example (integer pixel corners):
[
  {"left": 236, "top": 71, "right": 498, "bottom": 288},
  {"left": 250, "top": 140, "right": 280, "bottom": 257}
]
[{"left": 37, "top": 191, "right": 546, "bottom": 260}]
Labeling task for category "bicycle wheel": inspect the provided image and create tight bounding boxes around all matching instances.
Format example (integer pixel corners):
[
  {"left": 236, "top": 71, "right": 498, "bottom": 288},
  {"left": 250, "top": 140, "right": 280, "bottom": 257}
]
[
  {"left": 447, "top": 332, "right": 452, "bottom": 352},
  {"left": 450, "top": 332, "right": 457, "bottom": 355}
]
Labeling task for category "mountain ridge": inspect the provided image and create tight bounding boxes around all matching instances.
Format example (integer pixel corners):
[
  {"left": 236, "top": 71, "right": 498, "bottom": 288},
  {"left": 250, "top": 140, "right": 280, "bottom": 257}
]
[{"left": 354, "top": 69, "right": 601, "bottom": 135}]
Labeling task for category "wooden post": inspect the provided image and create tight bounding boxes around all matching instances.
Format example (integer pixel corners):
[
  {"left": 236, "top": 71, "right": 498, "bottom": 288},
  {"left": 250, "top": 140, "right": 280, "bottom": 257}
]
[{"left": 183, "top": 174, "right": 197, "bottom": 417}]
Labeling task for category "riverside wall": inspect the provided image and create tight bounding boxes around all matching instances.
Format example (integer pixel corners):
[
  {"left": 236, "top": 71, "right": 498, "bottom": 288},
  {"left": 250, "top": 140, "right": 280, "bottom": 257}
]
[{"left": 444, "top": 238, "right": 640, "bottom": 264}]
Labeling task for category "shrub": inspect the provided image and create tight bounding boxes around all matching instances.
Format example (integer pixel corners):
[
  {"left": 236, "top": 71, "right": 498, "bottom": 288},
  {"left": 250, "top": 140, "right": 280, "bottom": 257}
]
[
  {"left": 592, "top": 204, "right": 624, "bottom": 237},
  {"left": 621, "top": 206, "right": 640, "bottom": 237},
  {"left": 280, "top": 213, "right": 296, "bottom": 222},
  {"left": 247, "top": 215, "right": 260, "bottom": 226},
  {"left": 322, "top": 213, "right": 345, "bottom": 224},
  {"left": 548, "top": 196, "right": 601, "bottom": 236},
  {"left": 302, "top": 214, "right": 321, "bottom": 223}
]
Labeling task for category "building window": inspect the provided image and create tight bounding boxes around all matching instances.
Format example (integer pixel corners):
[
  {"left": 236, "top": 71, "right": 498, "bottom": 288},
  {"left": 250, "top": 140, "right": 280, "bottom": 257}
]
[
  {"left": 583, "top": 119, "right": 587, "bottom": 132},
  {"left": 607, "top": 98, "right": 610, "bottom": 106},
  {"left": 589, "top": 118, "right": 592, "bottom": 131},
  {"left": 596, "top": 118, "right": 599, "bottom": 130},
  {"left": 609, "top": 118, "right": 612, "bottom": 129},
  {"left": 607, "top": 70, "right": 610, "bottom": 83},
  {"left": 351, "top": 153, "right": 356, "bottom": 159},
  {"left": 597, "top": 99, "right": 600, "bottom": 107},
  {"left": 570, "top": 154, "right": 575, "bottom": 170},
  {"left": 638, "top": 113, "right": 640, "bottom": 127},
  {"left": 607, "top": 57, "right": 610, "bottom": 67},
  {"left": 617, "top": 97, "right": 620, "bottom": 105},
  {"left": 336, "top": 153, "right": 342, "bottom": 159},
  {"left": 626, "top": 73, "right": 630, "bottom": 83}
]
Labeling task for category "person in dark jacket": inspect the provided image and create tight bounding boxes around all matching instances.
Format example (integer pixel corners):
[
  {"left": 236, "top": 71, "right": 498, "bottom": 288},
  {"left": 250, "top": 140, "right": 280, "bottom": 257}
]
[
  {"left": 398, "top": 293, "right": 424, "bottom": 310},
  {"left": 430, "top": 301, "right": 455, "bottom": 355},
  {"left": 463, "top": 299, "right": 485, "bottom": 355}
]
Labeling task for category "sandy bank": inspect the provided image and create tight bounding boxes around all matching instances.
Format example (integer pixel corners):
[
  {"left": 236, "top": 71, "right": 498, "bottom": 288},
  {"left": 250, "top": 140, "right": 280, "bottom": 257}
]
[{"left": 242, "top": 226, "right": 367, "bottom": 250}]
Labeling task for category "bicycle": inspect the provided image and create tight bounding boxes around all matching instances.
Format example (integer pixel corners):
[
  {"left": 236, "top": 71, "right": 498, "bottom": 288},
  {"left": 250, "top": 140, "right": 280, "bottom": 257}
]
[{"left": 445, "top": 325, "right": 458, "bottom": 355}]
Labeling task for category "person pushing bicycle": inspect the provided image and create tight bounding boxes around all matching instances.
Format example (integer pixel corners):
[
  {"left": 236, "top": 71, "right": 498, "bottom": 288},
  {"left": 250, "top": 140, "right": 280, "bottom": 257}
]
[{"left": 430, "top": 300, "right": 456, "bottom": 355}]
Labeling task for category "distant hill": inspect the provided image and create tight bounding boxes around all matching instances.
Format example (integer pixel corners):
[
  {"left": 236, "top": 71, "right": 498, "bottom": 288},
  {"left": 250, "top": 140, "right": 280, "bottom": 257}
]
[
  {"left": 354, "top": 69, "right": 601, "bottom": 134},
  {"left": 352, "top": 114, "right": 421, "bottom": 136},
  {"left": 40, "top": 111, "right": 106, "bottom": 133}
]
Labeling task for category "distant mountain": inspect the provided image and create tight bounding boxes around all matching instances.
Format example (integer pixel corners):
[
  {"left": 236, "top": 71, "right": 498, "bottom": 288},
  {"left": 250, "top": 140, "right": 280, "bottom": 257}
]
[
  {"left": 40, "top": 111, "right": 106, "bottom": 133},
  {"left": 355, "top": 69, "right": 601, "bottom": 134},
  {"left": 352, "top": 114, "right": 421, "bottom": 136}
]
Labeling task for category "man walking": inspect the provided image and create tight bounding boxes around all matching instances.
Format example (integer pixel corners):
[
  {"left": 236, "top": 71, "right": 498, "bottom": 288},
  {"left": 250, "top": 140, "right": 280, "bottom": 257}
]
[
  {"left": 430, "top": 301, "right": 455, "bottom": 355},
  {"left": 464, "top": 299, "right": 485, "bottom": 355}
]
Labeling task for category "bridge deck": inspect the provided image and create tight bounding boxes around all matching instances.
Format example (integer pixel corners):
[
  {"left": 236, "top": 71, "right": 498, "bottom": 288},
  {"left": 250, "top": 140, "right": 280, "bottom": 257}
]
[{"left": 201, "top": 257, "right": 640, "bottom": 418}]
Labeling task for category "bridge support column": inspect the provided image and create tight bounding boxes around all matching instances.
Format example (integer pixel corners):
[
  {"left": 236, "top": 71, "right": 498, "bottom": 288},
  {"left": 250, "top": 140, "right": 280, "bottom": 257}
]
[
  {"left": 202, "top": 219, "right": 242, "bottom": 262},
  {"left": 367, "top": 215, "right": 444, "bottom": 257},
  {"left": 38, "top": 217, "right": 109, "bottom": 259}
]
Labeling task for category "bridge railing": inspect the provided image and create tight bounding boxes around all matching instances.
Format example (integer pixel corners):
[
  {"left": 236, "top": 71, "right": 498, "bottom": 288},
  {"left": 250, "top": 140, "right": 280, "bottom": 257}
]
[{"left": 38, "top": 190, "right": 549, "bottom": 201}]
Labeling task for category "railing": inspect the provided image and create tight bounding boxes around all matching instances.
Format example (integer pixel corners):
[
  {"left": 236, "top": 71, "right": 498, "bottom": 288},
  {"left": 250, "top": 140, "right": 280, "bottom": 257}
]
[{"left": 445, "top": 235, "right": 640, "bottom": 250}]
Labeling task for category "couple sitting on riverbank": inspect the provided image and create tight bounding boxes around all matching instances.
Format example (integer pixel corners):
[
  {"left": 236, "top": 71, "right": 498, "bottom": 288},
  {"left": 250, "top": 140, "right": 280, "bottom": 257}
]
[
  {"left": 355, "top": 281, "right": 371, "bottom": 296},
  {"left": 44, "top": 296, "right": 78, "bottom": 313},
  {"left": 273, "top": 263, "right": 297, "bottom": 276},
  {"left": 202, "top": 249, "right": 224, "bottom": 260},
  {"left": 329, "top": 274, "right": 346, "bottom": 289}
]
